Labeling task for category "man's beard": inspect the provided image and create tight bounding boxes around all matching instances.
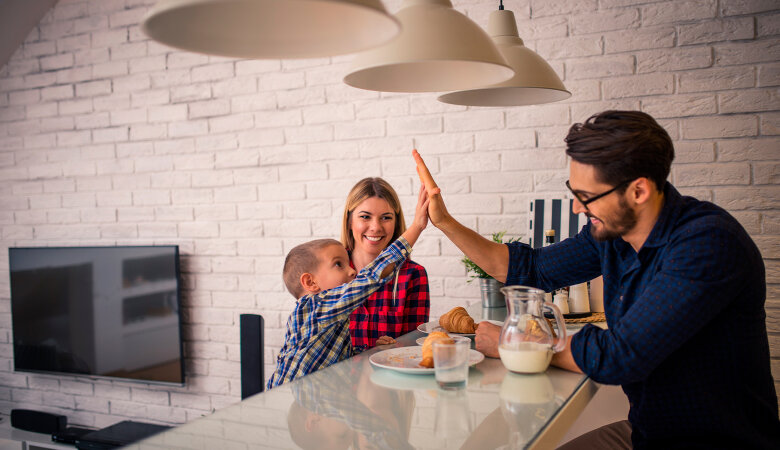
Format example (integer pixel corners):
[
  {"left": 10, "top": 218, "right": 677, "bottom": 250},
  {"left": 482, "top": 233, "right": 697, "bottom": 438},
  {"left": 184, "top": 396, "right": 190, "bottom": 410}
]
[{"left": 588, "top": 196, "right": 638, "bottom": 242}]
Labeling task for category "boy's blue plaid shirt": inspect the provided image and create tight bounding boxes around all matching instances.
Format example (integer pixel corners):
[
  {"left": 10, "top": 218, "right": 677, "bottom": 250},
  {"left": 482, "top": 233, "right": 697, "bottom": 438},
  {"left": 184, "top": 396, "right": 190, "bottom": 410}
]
[{"left": 267, "top": 237, "right": 411, "bottom": 389}]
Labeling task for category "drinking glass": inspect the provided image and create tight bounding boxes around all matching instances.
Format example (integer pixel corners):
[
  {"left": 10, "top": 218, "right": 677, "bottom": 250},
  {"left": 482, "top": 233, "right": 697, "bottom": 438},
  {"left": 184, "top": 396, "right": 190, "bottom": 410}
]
[{"left": 433, "top": 339, "right": 470, "bottom": 390}]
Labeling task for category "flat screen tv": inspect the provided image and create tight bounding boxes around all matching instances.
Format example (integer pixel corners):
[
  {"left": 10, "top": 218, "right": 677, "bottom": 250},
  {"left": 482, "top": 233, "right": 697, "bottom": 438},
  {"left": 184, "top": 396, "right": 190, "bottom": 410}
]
[{"left": 9, "top": 246, "right": 184, "bottom": 385}]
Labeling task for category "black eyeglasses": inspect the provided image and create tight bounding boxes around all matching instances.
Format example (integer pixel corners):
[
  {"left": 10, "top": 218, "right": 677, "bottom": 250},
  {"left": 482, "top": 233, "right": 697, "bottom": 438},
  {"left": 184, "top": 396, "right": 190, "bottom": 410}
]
[{"left": 565, "top": 179, "right": 633, "bottom": 210}]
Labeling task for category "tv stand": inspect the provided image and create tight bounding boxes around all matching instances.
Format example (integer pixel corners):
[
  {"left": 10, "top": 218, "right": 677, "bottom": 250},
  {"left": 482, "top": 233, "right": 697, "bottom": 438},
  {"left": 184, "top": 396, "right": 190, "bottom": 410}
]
[{"left": 0, "top": 414, "right": 75, "bottom": 449}]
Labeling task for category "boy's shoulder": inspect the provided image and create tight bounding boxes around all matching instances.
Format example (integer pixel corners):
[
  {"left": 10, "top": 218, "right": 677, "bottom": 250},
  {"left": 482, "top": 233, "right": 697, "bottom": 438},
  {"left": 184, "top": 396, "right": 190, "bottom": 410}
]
[
  {"left": 294, "top": 292, "right": 316, "bottom": 305},
  {"left": 289, "top": 293, "right": 318, "bottom": 318}
]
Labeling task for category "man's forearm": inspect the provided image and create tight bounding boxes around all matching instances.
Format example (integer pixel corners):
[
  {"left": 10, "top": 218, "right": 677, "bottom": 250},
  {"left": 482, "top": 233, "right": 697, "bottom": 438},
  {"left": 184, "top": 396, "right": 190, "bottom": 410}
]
[
  {"left": 551, "top": 335, "right": 583, "bottom": 373},
  {"left": 437, "top": 217, "right": 510, "bottom": 282}
]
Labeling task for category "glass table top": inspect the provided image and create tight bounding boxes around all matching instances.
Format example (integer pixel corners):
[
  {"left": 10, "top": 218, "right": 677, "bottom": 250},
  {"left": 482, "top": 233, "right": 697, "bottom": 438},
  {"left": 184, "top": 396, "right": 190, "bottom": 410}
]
[{"left": 129, "top": 303, "right": 597, "bottom": 449}]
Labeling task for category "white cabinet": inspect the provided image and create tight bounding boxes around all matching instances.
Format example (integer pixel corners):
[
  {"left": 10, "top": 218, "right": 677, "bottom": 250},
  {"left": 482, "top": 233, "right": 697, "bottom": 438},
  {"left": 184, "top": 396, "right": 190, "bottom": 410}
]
[
  {"left": 0, "top": 438, "right": 21, "bottom": 450},
  {"left": 26, "top": 443, "right": 73, "bottom": 450},
  {"left": 0, "top": 417, "right": 73, "bottom": 450}
]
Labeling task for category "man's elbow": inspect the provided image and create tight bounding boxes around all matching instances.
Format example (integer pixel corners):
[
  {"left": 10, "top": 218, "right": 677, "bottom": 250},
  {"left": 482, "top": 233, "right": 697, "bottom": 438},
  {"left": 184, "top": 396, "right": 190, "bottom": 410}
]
[
  {"left": 486, "top": 263, "right": 509, "bottom": 283},
  {"left": 491, "top": 272, "right": 507, "bottom": 283}
]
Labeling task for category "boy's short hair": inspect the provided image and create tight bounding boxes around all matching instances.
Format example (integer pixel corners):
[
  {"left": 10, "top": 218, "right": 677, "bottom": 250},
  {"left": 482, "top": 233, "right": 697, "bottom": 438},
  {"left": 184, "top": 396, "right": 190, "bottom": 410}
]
[{"left": 283, "top": 239, "right": 343, "bottom": 298}]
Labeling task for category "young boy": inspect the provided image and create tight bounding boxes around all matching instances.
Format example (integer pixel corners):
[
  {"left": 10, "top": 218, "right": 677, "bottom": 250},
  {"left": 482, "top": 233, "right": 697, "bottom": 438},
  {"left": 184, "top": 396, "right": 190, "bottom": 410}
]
[{"left": 267, "top": 186, "right": 433, "bottom": 389}]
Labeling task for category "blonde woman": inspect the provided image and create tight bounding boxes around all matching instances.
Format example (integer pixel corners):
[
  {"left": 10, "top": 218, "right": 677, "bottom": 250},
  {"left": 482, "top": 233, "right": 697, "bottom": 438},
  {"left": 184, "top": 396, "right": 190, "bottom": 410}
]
[{"left": 341, "top": 177, "right": 430, "bottom": 351}]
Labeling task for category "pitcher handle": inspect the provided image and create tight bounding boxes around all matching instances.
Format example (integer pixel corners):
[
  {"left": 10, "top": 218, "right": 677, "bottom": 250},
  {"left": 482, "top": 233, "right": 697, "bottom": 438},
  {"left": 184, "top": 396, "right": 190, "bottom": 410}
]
[{"left": 543, "top": 302, "right": 567, "bottom": 353}]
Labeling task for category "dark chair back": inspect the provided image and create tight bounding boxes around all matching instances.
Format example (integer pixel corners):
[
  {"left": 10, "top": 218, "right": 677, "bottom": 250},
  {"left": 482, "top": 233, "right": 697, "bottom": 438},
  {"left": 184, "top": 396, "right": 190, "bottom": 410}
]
[{"left": 240, "top": 314, "right": 264, "bottom": 399}]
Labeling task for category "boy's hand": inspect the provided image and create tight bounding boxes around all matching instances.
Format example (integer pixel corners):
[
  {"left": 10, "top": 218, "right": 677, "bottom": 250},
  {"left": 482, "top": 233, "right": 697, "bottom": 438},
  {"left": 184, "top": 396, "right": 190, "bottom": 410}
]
[
  {"left": 376, "top": 335, "right": 396, "bottom": 345},
  {"left": 412, "top": 184, "right": 433, "bottom": 232}
]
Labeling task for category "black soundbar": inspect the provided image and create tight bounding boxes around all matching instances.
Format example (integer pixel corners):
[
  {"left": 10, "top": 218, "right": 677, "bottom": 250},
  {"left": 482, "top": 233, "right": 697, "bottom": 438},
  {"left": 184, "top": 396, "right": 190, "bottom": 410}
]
[
  {"left": 11, "top": 409, "right": 67, "bottom": 434},
  {"left": 52, "top": 427, "right": 94, "bottom": 444}
]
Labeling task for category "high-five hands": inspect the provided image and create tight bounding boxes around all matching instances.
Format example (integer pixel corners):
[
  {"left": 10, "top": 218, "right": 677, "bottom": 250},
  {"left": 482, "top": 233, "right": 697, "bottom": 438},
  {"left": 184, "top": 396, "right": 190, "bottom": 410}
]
[
  {"left": 412, "top": 149, "right": 451, "bottom": 228},
  {"left": 412, "top": 149, "right": 438, "bottom": 195}
]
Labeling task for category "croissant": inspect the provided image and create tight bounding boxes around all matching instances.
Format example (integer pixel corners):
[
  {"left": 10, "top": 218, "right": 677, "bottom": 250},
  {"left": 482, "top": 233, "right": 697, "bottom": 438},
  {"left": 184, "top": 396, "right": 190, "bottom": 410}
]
[
  {"left": 420, "top": 331, "right": 454, "bottom": 368},
  {"left": 439, "top": 307, "right": 477, "bottom": 334},
  {"left": 525, "top": 317, "right": 557, "bottom": 339}
]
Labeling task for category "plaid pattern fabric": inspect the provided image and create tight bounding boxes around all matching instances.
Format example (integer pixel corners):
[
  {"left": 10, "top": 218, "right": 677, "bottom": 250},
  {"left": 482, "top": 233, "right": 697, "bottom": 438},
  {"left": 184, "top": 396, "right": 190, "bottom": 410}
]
[
  {"left": 506, "top": 183, "right": 779, "bottom": 449},
  {"left": 267, "top": 238, "right": 411, "bottom": 390},
  {"left": 348, "top": 258, "right": 430, "bottom": 351}
]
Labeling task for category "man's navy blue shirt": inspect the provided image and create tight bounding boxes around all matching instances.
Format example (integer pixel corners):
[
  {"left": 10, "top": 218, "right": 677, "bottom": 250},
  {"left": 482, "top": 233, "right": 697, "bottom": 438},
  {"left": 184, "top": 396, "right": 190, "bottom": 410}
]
[{"left": 506, "top": 183, "right": 779, "bottom": 449}]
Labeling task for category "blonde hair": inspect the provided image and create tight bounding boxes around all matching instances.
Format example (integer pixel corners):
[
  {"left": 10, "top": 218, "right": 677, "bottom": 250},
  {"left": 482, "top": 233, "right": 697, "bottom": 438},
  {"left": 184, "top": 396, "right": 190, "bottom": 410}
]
[
  {"left": 340, "top": 177, "right": 406, "bottom": 252},
  {"left": 283, "top": 239, "right": 342, "bottom": 299}
]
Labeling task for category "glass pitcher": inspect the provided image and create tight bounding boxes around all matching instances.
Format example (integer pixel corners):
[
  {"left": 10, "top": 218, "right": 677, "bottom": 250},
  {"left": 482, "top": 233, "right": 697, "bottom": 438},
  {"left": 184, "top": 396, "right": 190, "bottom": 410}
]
[{"left": 498, "top": 285, "right": 567, "bottom": 374}]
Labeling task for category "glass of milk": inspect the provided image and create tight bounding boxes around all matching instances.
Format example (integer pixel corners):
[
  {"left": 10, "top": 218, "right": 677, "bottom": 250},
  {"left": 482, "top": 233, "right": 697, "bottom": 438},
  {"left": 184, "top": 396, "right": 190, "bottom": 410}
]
[{"left": 498, "top": 341, "right": 554, "bottom": 373}]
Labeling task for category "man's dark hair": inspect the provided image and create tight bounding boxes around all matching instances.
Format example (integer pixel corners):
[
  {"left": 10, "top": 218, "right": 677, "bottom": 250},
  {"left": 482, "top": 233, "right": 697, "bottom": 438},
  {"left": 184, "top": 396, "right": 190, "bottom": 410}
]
[{"left": 565, "top": 110, "right": 675, "bottom": 191}]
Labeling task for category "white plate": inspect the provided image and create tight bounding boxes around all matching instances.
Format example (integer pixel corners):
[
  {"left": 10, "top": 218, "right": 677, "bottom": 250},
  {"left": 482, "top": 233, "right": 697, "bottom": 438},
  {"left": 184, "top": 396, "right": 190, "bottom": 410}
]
[
  {"left": 369, "top": 346, "right": 485, "bottom": 374},
  {"left": 370, "top": 366, "right": 484, "bottom": 390},
  {"left": 416, "top": 319, "right": 504, "bottom": 337},
  {"left": 370, "top": 369, "right": 440, "bottom": 390}
]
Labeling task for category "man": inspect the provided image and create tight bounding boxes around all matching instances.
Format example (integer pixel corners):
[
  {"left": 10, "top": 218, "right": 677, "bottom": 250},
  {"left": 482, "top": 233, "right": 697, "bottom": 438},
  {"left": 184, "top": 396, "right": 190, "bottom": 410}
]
[{"left": 423, "top": 111, "right": 779, "bottom": 449}]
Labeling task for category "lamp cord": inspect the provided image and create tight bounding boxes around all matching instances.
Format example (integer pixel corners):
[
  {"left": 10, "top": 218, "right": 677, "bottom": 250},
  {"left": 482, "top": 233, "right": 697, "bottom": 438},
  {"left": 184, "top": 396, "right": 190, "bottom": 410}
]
[{"left": 499, "top": 0, "right": 504, "bottom": 10}]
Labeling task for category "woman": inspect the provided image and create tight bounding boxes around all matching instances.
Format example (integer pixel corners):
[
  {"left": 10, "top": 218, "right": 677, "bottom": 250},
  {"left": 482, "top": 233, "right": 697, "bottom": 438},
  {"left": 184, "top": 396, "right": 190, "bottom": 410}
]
[{"left": 341, "top": 177, "right": 430, "bottom": 351}]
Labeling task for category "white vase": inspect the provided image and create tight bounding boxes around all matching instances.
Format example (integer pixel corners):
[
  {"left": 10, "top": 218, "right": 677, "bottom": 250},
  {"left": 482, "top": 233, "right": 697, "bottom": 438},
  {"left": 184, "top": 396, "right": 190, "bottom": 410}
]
[{"left": 589, "top": 276, "right": 604, "bottom": 312}]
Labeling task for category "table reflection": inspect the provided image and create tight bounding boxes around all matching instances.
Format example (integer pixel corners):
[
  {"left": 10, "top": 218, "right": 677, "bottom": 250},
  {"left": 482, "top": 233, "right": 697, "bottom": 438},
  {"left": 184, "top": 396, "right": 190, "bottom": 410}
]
[
  {"left": 132, "top": 304, "right": 595, "bottom": 450},
  {"left": 434, "top": 389, "right": 473, "bottom": 440},
  {"left": 289, "top": 356, "right": 414, "bottom": 450},
  {"left": 499, "top": 373, "right": 563, "bottom": 449}
]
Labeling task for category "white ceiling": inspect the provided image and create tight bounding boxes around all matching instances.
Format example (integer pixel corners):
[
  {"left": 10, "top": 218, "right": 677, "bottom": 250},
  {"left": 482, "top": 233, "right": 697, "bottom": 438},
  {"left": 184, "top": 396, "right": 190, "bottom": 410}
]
[{"left": 0, "top": 0, "right": 58, "bottom": 70}]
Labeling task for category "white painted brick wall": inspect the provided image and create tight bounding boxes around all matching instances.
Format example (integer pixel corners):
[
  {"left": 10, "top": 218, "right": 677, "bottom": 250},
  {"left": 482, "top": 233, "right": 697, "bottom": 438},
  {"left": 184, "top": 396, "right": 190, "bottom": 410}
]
[{"left": 0, "top": 0, "right": 777, "bottom": 432}]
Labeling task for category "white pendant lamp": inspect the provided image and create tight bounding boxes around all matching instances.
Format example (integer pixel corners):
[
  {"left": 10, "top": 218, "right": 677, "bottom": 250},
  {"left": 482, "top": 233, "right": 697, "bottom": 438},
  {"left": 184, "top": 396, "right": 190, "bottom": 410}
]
[
  {"left": 437, "top": 4, "right": 571, "bottom": 106},
  {"left": 343, "top": 0, "right": 514, "bottom": 93},
  {"left": 141, "top": 0, "right": 400, "bottom": 59}
]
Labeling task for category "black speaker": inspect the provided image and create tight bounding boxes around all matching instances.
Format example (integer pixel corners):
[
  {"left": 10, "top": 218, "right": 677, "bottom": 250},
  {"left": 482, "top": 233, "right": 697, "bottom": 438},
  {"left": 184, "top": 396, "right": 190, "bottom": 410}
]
[
  {"left": 10, "top": 409, "right": 67, "bottom": 434},
  {"left": 240, "top": 314, "right": 264, "bottom": 399}
]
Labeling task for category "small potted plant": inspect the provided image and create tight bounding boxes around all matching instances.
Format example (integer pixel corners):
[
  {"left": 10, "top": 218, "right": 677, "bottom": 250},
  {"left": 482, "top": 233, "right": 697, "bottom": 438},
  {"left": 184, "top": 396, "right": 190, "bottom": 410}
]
[{"left": 462, "top": 231, "right": 519, "bottom": 308}]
